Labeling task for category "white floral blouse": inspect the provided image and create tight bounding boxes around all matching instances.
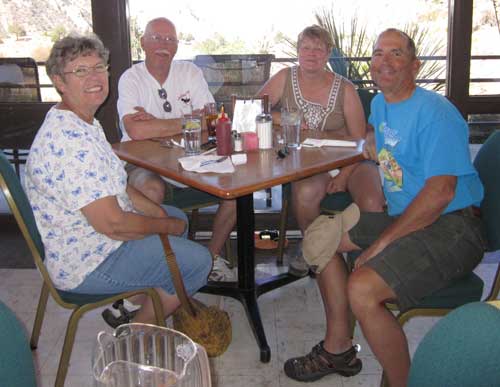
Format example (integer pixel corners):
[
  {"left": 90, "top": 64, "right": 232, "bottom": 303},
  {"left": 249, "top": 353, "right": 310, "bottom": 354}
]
[{"left": 24, "top": 107, "right": 133, "bottom": 290}]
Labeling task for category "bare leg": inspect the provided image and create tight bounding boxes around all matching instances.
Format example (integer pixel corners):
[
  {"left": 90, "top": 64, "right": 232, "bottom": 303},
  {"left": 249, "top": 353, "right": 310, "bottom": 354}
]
[
  {"left": 292, "top": 173, "right": 331, "bottom": 232},
  {"left": 347, "top": 162, "right": 385, "bottom": 212},
  {"left": 208, "top": 199, "right": 236, "bottom": 256},
  {"left": 348, "top": 267, "right": 410, "bottom": 387},
  {"left": 133, "top": 288, "right": 180, "bottom": 324},
  {"left": 128, "top": 168, "right": 166, "bottom": 204},
  {"left": 317, "top": 253, "right": 355, "bottom": 354}
]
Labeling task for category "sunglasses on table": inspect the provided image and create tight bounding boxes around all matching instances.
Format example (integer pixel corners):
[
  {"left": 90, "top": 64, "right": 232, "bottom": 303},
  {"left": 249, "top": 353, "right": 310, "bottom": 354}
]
[{"left": 158, "top": 88, "right": 172, "bottom": 113}]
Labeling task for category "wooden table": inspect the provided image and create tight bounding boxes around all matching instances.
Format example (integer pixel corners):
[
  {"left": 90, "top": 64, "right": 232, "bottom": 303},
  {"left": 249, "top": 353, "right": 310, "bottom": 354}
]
[{"left": 112, "top": 130, "right": 364, "bottom": 362}]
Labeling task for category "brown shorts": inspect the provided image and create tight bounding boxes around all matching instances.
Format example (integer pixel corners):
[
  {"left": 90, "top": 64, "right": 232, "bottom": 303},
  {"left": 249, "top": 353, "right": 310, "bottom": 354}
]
[{"left": 348, "top": 209, "right": 487, "bottom": 311}]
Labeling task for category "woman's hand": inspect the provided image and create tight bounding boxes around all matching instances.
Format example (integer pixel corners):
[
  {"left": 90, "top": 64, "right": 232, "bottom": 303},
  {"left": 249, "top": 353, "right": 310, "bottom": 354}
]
[{"left": 166, "top": 217, "right": 187, "bottom": 236}]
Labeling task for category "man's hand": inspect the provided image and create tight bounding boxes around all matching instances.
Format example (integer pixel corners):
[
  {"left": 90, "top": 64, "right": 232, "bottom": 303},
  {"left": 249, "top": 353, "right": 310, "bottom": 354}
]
[
  {"left": 130, "top": 106, "right": 156, "bottom": 121},
  {"left": 326, "top": 173, "right": 349, "bottom": 193},
  {"left": 353, "top": 240, "right": 386, "bottom": 270},
  {"left": 362, "top": 124, "right": 378, "bottom": 162}
]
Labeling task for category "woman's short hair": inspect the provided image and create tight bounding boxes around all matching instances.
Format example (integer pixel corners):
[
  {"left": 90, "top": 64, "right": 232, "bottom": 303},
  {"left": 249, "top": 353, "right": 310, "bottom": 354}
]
[
  {"left": 46, "top": 33, "right": 109, "bottom": 79},
  {"left": 297, "top": 25, "right": 334, "bottom": 54}
]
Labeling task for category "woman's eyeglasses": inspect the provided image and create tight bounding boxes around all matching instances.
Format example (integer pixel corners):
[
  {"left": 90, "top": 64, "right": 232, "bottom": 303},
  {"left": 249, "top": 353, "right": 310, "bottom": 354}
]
[
  {"left": 63, "top": 63, "right": 109, "bottom": 78},
  {"left": 158, "top": 88, "right": 172, "bottom": 113}
]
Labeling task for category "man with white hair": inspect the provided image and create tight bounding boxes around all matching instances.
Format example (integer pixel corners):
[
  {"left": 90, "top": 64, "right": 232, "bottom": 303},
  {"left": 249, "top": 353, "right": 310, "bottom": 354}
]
[{"left": 117, "top": 18, "right": 236, "bottom": 280}]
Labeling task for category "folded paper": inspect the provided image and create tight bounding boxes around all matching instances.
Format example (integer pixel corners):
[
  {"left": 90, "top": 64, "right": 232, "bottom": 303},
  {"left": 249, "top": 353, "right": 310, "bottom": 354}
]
[
  {"left": 179, "top": 155, "right": 235, "bottom": 173},
  {"left": 302, "top": 138, "right": 357, "bottom": 148}
]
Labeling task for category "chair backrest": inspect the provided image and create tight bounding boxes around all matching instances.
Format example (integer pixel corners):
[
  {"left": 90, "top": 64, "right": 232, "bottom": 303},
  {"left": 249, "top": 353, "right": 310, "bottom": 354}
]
[
  {"left": 356, "top": 88, "right": 378, "bottom": 120},
  {"left": 0, "top": 151, "right": 44, "bottom": 259},
  {"left": 0, "top": 57, "right": 41, "bottom": 103},
  {"left": 194, "top": 54, "right": 274, "bottom": 117},
  {"left": 473, "top": 130, "right": 500, "bottom": 252},
  {"left": 0, "top": 301, "right": 37, "bottom": 387},
  {"left": 408, "top": 302, "right": 500, "bottom": 387},
  {"left": 329, "top": 47, "right": 349, "bottom": 78}
]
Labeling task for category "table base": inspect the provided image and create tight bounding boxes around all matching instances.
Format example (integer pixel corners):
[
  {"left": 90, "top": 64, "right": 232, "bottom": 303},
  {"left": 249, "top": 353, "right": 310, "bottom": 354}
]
[{"left": 200, "top": 194, "right": 302, "bottom": 362}]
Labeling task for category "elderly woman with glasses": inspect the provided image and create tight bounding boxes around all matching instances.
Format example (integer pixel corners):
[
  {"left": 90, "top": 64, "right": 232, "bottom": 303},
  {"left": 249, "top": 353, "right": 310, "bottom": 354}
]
[
  {"left": 24, "top": 34, "right": 212, "bottom": 325},
  {"left": 258, "top": 25, "right": 385, "bottom": 277}
]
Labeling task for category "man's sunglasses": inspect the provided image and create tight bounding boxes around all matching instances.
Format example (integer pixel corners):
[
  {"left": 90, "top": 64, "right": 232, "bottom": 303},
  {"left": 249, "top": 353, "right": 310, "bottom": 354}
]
[{"left": 158, "top": 88, "right": 172, "bottom": 113}]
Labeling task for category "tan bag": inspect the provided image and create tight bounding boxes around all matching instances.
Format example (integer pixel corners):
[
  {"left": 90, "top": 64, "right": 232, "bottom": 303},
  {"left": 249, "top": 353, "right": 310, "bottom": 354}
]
[{"left": 160, "top": 234, "right": 232, "bottom": 357}]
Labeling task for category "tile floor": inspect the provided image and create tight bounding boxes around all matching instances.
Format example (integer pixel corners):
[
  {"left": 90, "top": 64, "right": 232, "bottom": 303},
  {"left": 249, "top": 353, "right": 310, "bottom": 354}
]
[{"left": 0, "top": 261, "right": 496, "bottom": 387}]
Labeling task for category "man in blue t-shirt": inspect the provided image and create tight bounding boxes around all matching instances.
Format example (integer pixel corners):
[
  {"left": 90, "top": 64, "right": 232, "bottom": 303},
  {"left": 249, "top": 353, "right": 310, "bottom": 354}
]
[{"left": 283, "top": 29, "right": 487, "bottom": 387}]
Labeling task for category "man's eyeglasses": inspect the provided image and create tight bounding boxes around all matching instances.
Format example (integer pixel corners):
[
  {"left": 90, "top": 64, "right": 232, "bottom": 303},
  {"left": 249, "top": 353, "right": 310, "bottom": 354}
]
[
  {"left": 148, "top": 35, "right": 179, "bottom": 45},
  {"left": 158, "top": 88, "right": 172, "bottom": 113},
  {"left": 63, "top": 63, "right": 108, "bottom": 78}
]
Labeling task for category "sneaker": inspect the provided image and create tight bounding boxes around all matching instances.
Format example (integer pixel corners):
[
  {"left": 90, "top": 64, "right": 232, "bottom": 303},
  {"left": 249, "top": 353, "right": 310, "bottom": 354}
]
[
  {"left": 101, "top": 299, "right": 140, "bottom": 329},
  {"left": 288, "top": 253, "right": 310, "bottom": 277},
  {"left": 284, "top": 342, "right": 362, "bottom": 382},
  {"left": 208, "top": 255, "right": 236, "bottom": 282}
]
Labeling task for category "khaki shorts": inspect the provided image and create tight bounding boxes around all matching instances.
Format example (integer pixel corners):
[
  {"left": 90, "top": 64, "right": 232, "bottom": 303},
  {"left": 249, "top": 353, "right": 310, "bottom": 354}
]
[{"left": 348, "top": 208, "right": 487, "bottom": 311}]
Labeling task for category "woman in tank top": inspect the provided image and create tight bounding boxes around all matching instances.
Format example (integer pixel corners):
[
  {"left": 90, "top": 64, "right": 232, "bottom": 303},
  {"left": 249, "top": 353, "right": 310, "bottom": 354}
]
[{"left": 258, "top": 25, "right": 384, "bottom": 276}]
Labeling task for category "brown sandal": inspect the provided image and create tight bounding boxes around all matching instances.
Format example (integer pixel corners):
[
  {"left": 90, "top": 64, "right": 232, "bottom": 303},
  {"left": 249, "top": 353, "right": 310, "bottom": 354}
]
[{"left": 284, "top": 341, "right": 362, "bottom": 382}]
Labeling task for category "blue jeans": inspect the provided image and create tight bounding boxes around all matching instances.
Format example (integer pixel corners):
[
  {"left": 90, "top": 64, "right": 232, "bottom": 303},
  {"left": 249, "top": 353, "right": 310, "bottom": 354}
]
[{"left": 72, "top": 206, "right": 211, "bottom": 296}]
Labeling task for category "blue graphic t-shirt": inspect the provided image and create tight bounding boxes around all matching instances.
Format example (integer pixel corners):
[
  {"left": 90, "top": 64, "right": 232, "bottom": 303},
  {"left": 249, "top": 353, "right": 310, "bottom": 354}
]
[{"left": 369, "top": 87, "right": 483, "bottom": 216}]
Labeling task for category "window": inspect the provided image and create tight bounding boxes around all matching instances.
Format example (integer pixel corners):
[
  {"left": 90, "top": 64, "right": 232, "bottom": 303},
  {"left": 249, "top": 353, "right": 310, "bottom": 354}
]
[
  {"left": 469, "top": 0, "right": 500, "bottom": 96},
  {"left": 0, "top": 0, "right": 92, "bottom": 102}
]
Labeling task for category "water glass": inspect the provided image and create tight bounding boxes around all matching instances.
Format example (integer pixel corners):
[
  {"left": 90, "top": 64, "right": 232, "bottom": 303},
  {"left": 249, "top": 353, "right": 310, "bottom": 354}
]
[
  {"left": 182, "top": 114, "right": 202, "bottom": 155},
  {"left": 281, "top": 107, "right": 302, "bottom": 148}
]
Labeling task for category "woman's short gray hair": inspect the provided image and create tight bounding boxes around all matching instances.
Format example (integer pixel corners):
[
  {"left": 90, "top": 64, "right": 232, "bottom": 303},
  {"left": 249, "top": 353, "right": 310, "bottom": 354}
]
[
  {"left": 46, "top": 33, "right": 109, "bottom": 79},
  {"left": 297, "top": 25, "right": 334, "bottom": 54}
]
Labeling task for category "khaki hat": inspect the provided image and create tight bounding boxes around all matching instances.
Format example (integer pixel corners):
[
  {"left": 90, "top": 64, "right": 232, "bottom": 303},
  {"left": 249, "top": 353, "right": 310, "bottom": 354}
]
[{"left": 303, "top": 203, "right": 360, "bottom": 274}]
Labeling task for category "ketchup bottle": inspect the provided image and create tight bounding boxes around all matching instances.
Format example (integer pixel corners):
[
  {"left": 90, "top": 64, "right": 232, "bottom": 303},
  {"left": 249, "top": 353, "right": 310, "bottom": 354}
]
[{"left": 216, "top": 105, "right": 233, "bottom": 156}]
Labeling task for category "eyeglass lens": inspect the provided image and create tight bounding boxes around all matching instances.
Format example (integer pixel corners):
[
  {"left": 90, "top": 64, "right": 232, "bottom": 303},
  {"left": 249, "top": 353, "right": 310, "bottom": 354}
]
[{"left": 158, "top": 88, "right": 172, "bottom": 113}]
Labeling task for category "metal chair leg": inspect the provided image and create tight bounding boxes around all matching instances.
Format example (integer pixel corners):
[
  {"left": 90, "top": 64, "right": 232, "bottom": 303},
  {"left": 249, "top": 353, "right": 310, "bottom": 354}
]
[
  {"left": 55, "top": 308, "right": 84, "bottom": 387},
  {"left": 224, "top": 238, "right": 236, "bottom": 268},
  {"left": 148, "top": 289, "right": 166, "bottom": 327},
  {"left": 189, "top": 208, "right": 199, "bottom": 240},
  {"left": 30, "top": 282, "right": 49, "bottom": 349}
]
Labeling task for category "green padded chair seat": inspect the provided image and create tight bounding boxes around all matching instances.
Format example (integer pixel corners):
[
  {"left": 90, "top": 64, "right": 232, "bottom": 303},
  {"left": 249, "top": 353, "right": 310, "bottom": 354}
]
[
  {"left": 320, "top": 191, "right": 353, "bottom": 213},
  {"left": 415, "top": 272, "right": 484, "bottom": 309},
  {"left": 408, "top": 302, "right": 500, "bottom": 387},
  {"left": 57, "top": 290, "right": 131, "bottom": 306},
  {"left": 165, "top": 186, "right": 219, "bottom": 211}
]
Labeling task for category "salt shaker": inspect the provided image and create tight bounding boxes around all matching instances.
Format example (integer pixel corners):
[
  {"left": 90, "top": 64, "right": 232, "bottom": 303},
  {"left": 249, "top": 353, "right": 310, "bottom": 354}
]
[
  {"left": 233, "top": 131, "right": 243, "bottom": 152},
  {"left": 256, "top": 110, "right": 273, "bottom": 149}
]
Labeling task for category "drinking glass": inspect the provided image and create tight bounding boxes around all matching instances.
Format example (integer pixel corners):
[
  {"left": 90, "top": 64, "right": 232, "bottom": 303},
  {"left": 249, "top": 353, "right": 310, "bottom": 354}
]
[
  {"left": 281, "top": 107, "right": 302, "bottom": 148},
  {"left": 182, "top": 114, "right": 202, "bottom": 155},
  {"left": 204, "top": 102, "right": 218, "bottom": 141}
]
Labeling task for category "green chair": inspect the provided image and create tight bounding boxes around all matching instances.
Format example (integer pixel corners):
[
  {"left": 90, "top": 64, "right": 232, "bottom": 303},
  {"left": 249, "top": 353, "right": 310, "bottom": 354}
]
[
  {"left": 0, "top": 300, "right": 36, "bottom": 387},
  {"left": 408, "top": 301, "right": 500, "bottom": 387},
  {"left": 276, "top": 88, "right": 378, "bottom": 265},
  {"left": 378, "top": 130, "right": 500, "bottom": 386},
  {"left": 0, "top": 151, "right": 166, "bottom": 387}
]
